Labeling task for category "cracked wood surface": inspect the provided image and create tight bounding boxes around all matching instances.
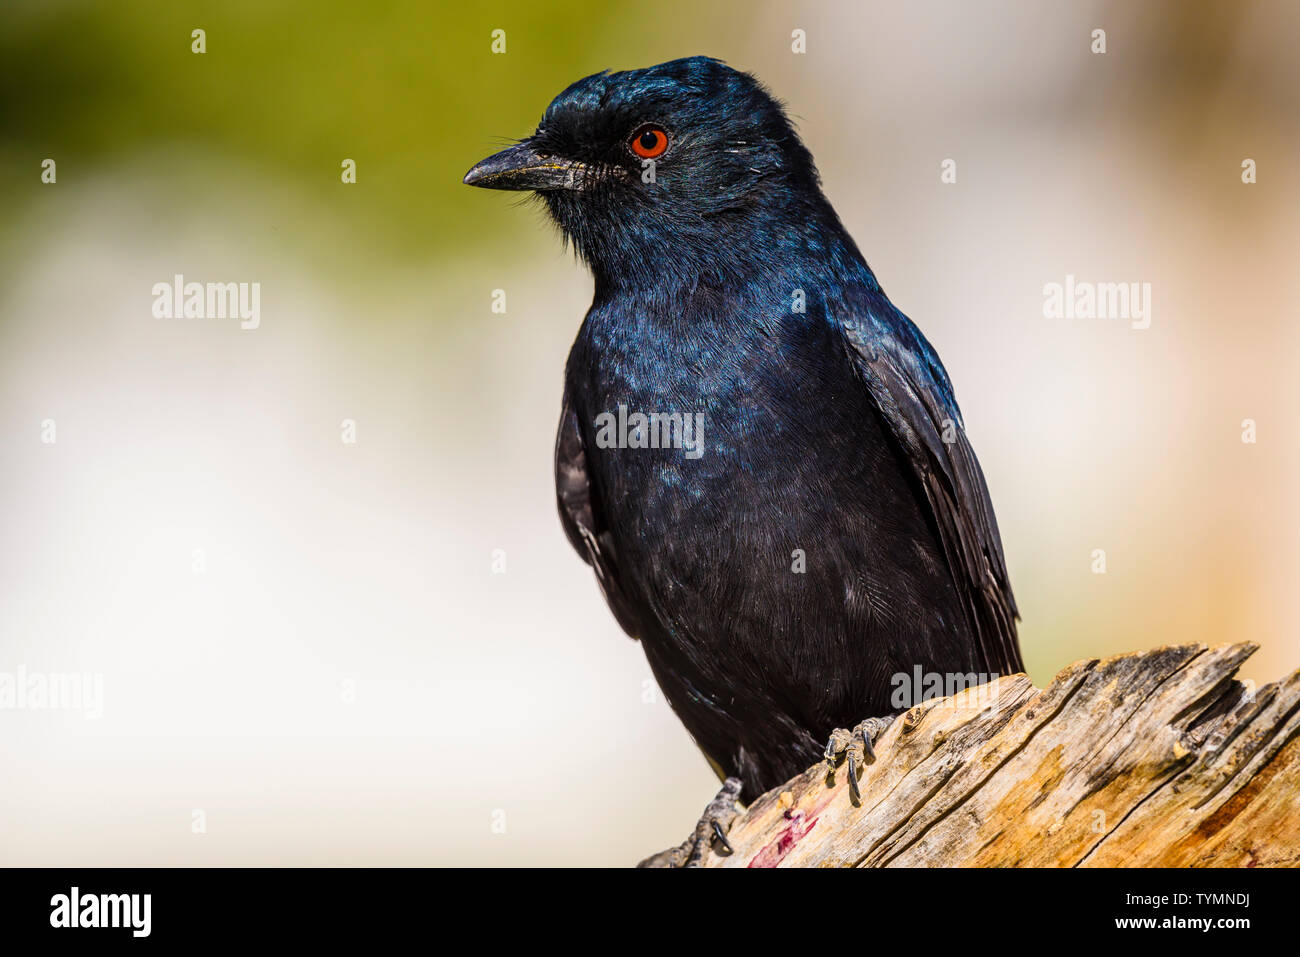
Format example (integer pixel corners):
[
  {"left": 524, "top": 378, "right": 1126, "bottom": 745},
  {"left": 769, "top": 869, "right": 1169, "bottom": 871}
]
[{"left": 698, "top": 643, "right": 1300, "bottom": 867}]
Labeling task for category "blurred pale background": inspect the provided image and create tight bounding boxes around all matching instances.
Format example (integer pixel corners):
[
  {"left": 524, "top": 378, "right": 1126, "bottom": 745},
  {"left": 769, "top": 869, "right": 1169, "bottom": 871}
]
[{"left": 1, "top": 0, "right": 1297, "bottom": 865}]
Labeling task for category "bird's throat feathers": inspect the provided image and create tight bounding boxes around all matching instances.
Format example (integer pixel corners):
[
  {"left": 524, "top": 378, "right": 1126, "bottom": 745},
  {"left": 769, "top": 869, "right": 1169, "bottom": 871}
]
[{"left": 547, "top": 184, "right": 872, "bottom": 299}]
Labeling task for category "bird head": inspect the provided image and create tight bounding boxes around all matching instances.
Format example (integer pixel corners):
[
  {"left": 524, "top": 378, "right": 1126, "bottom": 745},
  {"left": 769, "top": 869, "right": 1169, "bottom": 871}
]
[{"left": 464, "top": 57, "right": 830, "bottom": 284}]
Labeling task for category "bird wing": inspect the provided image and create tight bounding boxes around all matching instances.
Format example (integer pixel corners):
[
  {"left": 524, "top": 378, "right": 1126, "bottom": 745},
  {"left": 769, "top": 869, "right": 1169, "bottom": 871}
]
[
  {"left": 837, "top": 298, "right": 1024, "bottom": 676},
  {"left": 555, "top": 391, "right": 640, "bottom": 639}
]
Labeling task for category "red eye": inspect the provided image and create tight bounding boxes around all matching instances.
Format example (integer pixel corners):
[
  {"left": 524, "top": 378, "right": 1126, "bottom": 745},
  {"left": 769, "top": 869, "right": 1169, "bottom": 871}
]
[{"left": 630, "top": 125, "right": 669, "bottom": 159}]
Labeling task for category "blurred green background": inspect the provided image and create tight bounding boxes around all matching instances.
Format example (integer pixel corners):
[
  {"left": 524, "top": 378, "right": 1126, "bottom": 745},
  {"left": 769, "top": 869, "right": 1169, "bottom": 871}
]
[
  {"left": 1, "top": 0, "right": 1298, "bottom": 865},
  {"left": 1, "top": 0, "right": 783, "bottom": 279}
]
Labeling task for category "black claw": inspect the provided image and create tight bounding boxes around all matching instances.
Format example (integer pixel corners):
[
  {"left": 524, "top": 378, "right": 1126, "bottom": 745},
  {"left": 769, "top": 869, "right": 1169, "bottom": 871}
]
[
  {"left": 711, "top": 821, "right": 734, "bottom": 854},
  {"left": 847, "top": 750, "right": 862, "bottom": 805},
  {"left": 862, "top": 733, "right": 877, "bottom": 765}
]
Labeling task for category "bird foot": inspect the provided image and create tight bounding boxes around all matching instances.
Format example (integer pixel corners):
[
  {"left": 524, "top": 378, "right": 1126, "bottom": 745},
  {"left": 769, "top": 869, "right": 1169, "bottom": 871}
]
[
  {"left": 637, "top": 777, "right": 742, "bottom": 868},
  {"left": 824, "top": 714, "right": 896, "bottom": 806}
]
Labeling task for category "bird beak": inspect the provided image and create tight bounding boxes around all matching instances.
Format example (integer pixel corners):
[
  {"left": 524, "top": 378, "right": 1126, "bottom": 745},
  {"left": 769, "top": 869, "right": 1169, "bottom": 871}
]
[{"left": 463, "top": 141, "right": 590, "bottom": 191}]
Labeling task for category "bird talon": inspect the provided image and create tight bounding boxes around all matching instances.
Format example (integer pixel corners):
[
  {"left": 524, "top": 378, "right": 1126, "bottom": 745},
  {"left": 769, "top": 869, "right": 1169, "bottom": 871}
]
[
  {"left": 824, "top": 727, "right": 852, "bottom": 783},
  {"left": 855, "top": 714, "right": 896, "bottom": 767},
  {"left": 823, "top": 714, "right": 900, "bottom": 804},
  {"left": 640, "top": 777, "right": 741, "bottom": 868},
  {"left": 712, "top": 821, "right": 733, "bottom": 854}
]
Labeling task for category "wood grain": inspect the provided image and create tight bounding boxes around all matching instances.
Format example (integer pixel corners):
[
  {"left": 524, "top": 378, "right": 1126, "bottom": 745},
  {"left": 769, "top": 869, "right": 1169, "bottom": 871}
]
[{"left": 693, "top": 644, "right": 1300, "bottom": 867}]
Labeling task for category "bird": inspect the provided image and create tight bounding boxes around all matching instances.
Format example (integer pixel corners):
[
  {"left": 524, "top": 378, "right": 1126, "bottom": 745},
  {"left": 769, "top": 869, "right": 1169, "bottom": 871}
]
[{"left": 464, "top": 56, "right": 1023, "bottom": 866}]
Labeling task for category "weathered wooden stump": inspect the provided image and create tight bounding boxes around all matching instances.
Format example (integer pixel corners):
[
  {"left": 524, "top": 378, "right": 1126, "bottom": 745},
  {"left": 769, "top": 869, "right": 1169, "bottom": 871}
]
[{"left": 692, "top": 643, "right": 1300, "bottom": 867}]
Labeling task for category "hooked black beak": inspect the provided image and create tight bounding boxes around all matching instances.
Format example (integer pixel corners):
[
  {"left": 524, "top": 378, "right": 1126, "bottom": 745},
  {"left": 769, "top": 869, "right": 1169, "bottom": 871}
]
[{"left": 463, "top": 141, "right": 590, "bottom": 191}]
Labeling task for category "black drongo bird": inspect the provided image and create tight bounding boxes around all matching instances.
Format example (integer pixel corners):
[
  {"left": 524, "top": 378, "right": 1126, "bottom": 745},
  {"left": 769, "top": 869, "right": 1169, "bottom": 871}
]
[{"left": 465, "top": 56, "right": 1023, "bottom": 864}]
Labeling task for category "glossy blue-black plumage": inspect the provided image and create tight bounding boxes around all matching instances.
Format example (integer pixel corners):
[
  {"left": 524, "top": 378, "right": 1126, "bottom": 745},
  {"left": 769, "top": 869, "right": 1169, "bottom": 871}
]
[{"left": 491, "top": 57, "right": 1022, "bottom": 797}]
